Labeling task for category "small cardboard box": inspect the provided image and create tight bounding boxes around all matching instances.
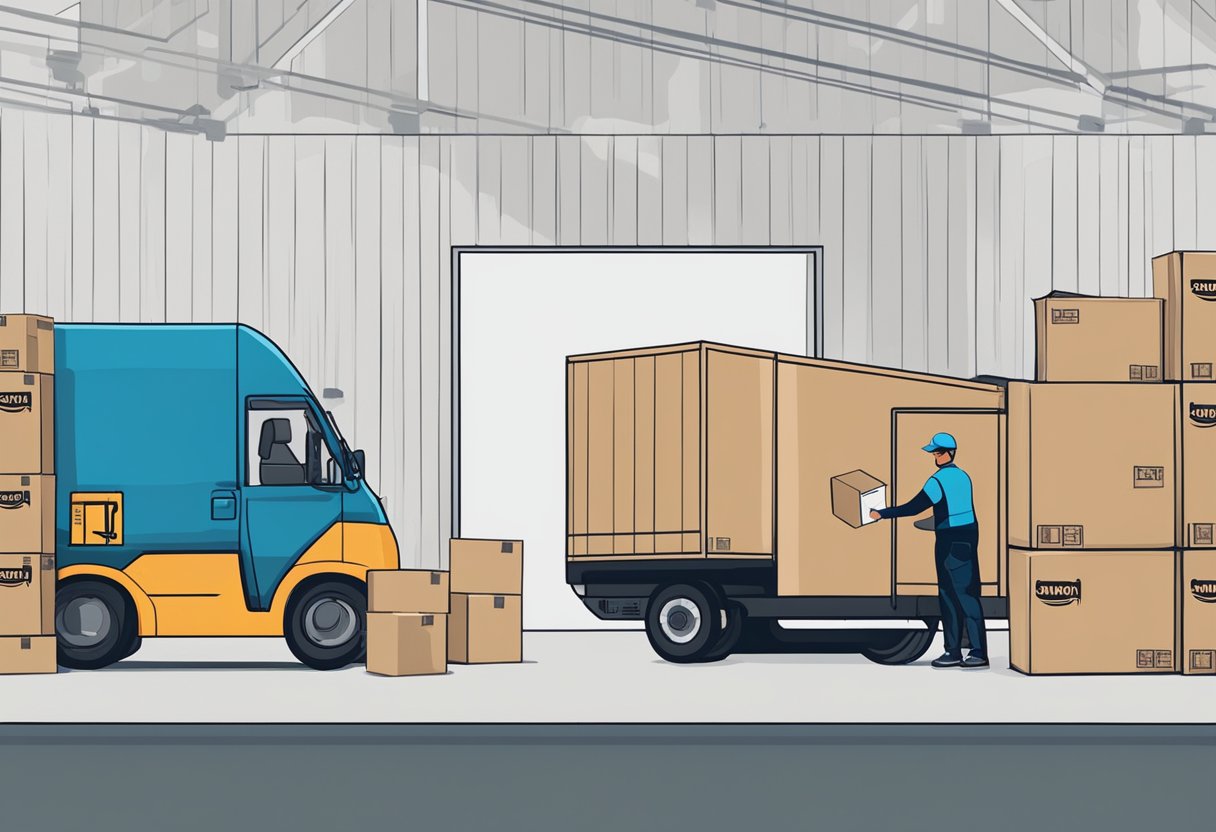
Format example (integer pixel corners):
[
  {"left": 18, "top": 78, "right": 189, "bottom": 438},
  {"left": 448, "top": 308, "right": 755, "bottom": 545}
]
[
  {"left": 449, "top": 539, "right": 523, "bottom": 595},
  {"left": 1153, "top": 252, "right": 1216, "bottom": 381},
  {"left": 1181, "top": 549, "right": 1216, "bottom": 675},
  {"left": 365, "top": 612, "right": 447, "bottom": 677},
  {"left": 0, "top": 554, "right": 55, "bottom": 636},
  {"left": 0, "top": 475, "right": 55, "bottom": 554},
  {"left": 0, "top": 372, "right": 53, "bottom": 474},
  {"left": 449, "top": 593, "right": 522, "bottom": 664},
  {"left": 830, "top": 470, "right": 887, "bottom": 529},
  {"left": 0, "top": 635, "right": 57, "bottom": 675},
  {"left": 1033, "top": 292, "right": 1164, "bottom": 382},
  {"left": 1009, "top": 549, "right": 1178, "bottom": 675},
  {"left": 0, "top": 314, "right": 54, "bottom": 374},
  {"left": 1007, "top": 382, "right": 1178, "bottom": 550},
  {"left": 367, "top": 569, "right": 449, "bottom": 614}
]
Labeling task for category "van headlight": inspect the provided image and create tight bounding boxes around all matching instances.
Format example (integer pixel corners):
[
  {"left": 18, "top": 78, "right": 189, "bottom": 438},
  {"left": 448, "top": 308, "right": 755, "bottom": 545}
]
[{"left": 571, "top": 584, "right": 586, "bottom": 597}]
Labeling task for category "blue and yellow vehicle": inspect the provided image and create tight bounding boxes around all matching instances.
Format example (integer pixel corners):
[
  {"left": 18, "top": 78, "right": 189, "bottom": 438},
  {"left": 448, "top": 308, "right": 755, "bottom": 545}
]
[{"left": 54, "top": 324, "right": 398, "bottom": 670}]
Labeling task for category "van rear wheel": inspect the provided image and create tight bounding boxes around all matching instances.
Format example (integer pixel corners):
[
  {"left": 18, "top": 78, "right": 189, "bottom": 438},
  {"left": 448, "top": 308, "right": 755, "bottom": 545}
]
[
  {"left": 284, "top": 579, "right": 367, "bottom": 670},
  {"left": 55, "top": 579, "right": 138, "bottom": 670},
  {"left": 644, "top": 583, "right": 722, "bottom": 663},
  {"left": 859, "top": 619, "right": 940, "bottom": 665}
]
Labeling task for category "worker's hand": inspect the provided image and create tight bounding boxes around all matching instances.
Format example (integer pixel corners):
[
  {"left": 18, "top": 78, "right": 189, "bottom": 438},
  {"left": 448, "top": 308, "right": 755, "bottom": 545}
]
[{"left": 869, "top": 509, "right": 883, "bottom": 521}]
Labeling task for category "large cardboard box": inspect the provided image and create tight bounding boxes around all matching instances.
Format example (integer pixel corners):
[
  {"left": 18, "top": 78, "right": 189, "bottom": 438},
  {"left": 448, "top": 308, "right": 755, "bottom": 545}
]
[
  {"left": 1007, "top": 382, "right": 1178, "bottom": 550},
  {"left": 1033, "top": 292, "right": 1163, "bottom": 382},
  {"left": 1180, "top": 386, "right": 1216, "bottom": 547},
  {"left": 1153, "top": 252, "right": 1216, "bottom": 381},
  {"left": 1181, "top": 549, "right": 1216, "bottom": 675},
  {"left": 1009, "top": 549, "right": 1179, "bottom": 675},
  {"left": 0, "top": 636, "right": 57, "bottom": 675},
  {"left": 0, "top": 314, "right": 54, "bottom": 374},
  {"left": 0, "top": 554, "right": 56, "bottom": 636},
  {"left": 0, "top": 475, "right": 55, "bottom": 554},
  {"left": 830, "top": 470, "right": 886, "bottom": 529},
  {"left": 449, "top": 593, "right": 522, "bottom": 664},
  {"left": 0, "top": 372, "right": 54, "bottom": 474},
  {"left": 449, "top": 539, "right": 523, "bottom": 595},
  {"left": 367, "top": 569, "right": 449, "bottom": 614},
  {"left": 365, "top": 612, "right": 447, "bottom": 677}
]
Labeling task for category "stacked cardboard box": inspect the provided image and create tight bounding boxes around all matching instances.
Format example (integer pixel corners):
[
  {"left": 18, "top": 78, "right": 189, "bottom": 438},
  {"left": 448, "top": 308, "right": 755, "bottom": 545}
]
[
  {"left": 365, "top": 569, "right": 450, "bottom": 676},
  {"left": 449, "top": 539, "right": 523, "bottom": 664},
  {"left": 0, "top": 314, "right": 57, "bottom": 675}
]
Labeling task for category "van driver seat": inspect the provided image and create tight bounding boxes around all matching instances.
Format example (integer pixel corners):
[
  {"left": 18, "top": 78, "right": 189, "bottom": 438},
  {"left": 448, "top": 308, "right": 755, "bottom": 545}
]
[{"left": 259, "top": 418, "right": 305, "bottom": 485}]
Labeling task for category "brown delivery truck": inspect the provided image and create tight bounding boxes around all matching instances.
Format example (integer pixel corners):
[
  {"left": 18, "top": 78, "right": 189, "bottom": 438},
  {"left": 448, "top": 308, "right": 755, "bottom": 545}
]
[{"left": 565, "top": 342, "right": 1009, "bottom": 664}]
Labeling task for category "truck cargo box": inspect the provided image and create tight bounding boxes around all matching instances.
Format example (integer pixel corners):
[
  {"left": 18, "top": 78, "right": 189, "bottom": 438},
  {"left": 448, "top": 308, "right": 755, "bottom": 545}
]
[{"left": 567, "top": 342, "right": 1005, "bottom": 597}]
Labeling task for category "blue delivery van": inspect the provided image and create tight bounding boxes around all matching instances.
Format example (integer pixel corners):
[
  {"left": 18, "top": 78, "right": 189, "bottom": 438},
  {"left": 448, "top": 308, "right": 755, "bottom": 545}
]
[{"left": 49, "top": 324, "right": 398, "bottom": 670}]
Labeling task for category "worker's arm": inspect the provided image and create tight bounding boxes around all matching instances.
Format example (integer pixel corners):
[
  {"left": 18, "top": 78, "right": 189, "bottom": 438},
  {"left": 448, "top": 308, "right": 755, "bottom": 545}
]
[{"left": 871, "top": 476, "right": 942, "bottom": 521}]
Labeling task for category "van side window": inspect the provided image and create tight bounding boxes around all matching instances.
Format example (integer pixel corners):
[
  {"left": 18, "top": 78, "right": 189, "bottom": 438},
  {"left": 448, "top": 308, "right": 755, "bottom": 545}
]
[{"left": 247, "top": 405, "right": 338, "bottom": 486}]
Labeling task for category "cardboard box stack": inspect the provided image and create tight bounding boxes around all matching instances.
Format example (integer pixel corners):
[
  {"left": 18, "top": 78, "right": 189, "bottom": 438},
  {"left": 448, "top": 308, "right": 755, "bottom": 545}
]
[
  {"left": 1010, "top": 258, "right": 1216, "bottom": 675},
  {"left": 0, "top": 314, "right": 57, "bottom": 675},
  {"left": 365, "top": 569, "right": 450, "bottom": 676},
  {"left": 449, "top": 539, "right": 523, "bottom": 664}
]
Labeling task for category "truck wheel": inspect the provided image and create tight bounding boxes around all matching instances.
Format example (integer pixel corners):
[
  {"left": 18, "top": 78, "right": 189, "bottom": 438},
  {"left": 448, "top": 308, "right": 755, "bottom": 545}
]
[
  {"left": 859, "top": 619, "right": 940, "bottom": 665},
  {"left": 645, "top": 583, "right": 722, "bottom": 663},
  {"left": 55, "top": 579, "right": 138, "bottom": 670},
  {"left": 700, "top": 603, "right": 745, "bottom": 662},
  {"left": 284, "top": 579, "right": 367, "bottom": 670}
]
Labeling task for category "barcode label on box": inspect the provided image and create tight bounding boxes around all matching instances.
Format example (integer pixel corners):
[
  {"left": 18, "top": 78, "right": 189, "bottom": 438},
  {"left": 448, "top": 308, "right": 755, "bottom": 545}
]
[
  {"left": 1193, "top": 524, "right": 1215, "bottom": 546},
  {"left": 0, "top": 349, "right": 17, "bottom": 368},
  {"left": 1129, "top": 364, "right": 1159, "bottom": 380},
  {"left": 1155, "top": 650, "right": 1174, "bottom": 669},
  {"left": 1137, "top": 650, "right": 1155, "bottom": 668},
  {"left": 1037, "top": 525, "right": 1084, "bottom": 547},
  {"left": 1193, "top": 363, "right": 1214, "bottom": 379},
  {"left": 1133, "top": 466, "right": 1165, "bottom": 488},
  {"left": 1191, "top": 650, "right": 1215, "bottom": 671},
  {"left": 1051, "top": 308, "right": 1080, "bottom": 324}
]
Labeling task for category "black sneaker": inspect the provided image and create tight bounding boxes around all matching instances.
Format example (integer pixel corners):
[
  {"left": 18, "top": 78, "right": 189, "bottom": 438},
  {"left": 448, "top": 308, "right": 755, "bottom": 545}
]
[
  {"left": 930, "top": 653, "right": 963, "bottom": 668},
  {"left": 962, "top": 654, "right": 990, "bottom": 669}
]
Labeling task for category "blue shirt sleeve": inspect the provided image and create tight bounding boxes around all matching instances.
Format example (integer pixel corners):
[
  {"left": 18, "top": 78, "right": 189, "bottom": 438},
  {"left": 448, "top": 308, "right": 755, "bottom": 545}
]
[{"left": 923, "top": 475, "right": 944, "bottom": 505}]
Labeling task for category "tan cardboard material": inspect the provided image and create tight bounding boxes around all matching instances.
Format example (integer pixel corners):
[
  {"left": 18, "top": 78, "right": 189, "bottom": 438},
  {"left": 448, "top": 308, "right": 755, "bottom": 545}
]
[
  {"left": 367, "top": 569, "right": 450, "bottom": 614},
  {"left": 1009, "top": 549, "right": 1178, "bottom": 675},
  {"left": 1033, "top": 292, "right": 1163, "bottom": 382},
  {"left": 449, "top": 593, "right": 523, "bottom": 664},
  {"left": 0, "top": 314, "right": 54, "bottom": 374},
  {"left": 1181, "top": 549, "right": 1216, "bottom": 675},
  {"left": 0, "top": 554, "right": 56, "bottom": 636},
  {"left": 830, "top": 470, "right": 886, "bottom": 529},
  {"left": 0, "top": 475, "right": 54, "bottom": 554},
  {"left": 449, "top": 539, "right": 523, "bottom": 595},
  {"left": 1181, "top": 387, "right": 1216, "bottom": 547},
  {"left": 1153, "top": 251, "right": 1216, "bottom": 381},
  {"left": 1007, "top": 382, "right": 1178, "bottom": 550},
  {"left": 0, "top": 635, "right": 57, "bottom": 675},
  {"left": 0, "top": 372, "right": 53, "bottom": 474},
  {"left": 365, "top": 612, "right": 447, "bottom": 677}
]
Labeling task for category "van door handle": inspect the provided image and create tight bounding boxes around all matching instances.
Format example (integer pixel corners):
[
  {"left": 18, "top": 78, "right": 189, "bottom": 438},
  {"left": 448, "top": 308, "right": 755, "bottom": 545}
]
[{"left": 211, "top": 490, "right": 238, "bottom": 521}]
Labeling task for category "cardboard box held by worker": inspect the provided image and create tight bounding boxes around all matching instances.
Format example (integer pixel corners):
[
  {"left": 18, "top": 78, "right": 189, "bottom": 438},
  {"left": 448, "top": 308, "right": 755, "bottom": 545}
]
[
  {"left": 0, "top": 314, "right": 54, "bottom": 374},
  {"left": 1181, "top": 549, "right": 1216, "bottom": 675},
  {"left": 0, "top": 475, "right": 55, "bottom": 554},
  {"left": 1009, "top": 549, "right": 1178, "bottom": 675},
  {"left": 1007, "top": 381, "right": 1178, "bottom": 550},
  {"left": 0, "top": 636, "right": 57, "bottom": 675},
  {"left": 830, "top": 471, "right": 886, "bottom": 528},
  {"left": 449, "top": 593, "right": 522, "bottom": 664},
  {"left": 0, "top": 554, "right": 56, "bottom": 636},
  {"left": 368, "top": 569, "right": 450, "bottom": 614},
  {"left": 365, "top": 612, "right": 447, "bottom": 677},
  {"left": 0, "top": 372, "right": 54, "bottom": 474},
  {"left": 1032, "top": 292, "right": 1164, "bottom": 382},
  {"left": 1153, "top": 251, "right": 1216, "bottom": 381}
]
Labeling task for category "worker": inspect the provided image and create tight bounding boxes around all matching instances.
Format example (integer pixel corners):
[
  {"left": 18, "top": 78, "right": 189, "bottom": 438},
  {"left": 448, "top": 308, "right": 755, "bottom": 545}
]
[{"left": 869, "top": 432, "right": 988, "bottom": 669}]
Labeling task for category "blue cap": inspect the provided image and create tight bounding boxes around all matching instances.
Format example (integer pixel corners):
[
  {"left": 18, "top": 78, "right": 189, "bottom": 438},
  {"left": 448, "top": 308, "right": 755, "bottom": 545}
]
[{"left": 922, "top": 432, "right": 957, "bottom": 453}]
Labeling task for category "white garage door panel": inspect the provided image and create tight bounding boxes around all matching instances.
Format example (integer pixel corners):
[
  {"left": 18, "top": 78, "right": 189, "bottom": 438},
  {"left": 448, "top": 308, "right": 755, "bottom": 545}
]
[{"left": 459, "top": 251, "right": 813, "bottom": 630}]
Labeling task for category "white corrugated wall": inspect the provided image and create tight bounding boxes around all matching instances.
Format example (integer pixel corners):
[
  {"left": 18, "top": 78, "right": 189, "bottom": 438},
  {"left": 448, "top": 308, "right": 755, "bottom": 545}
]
[{"left": 0, "top": 108, "right": 1197, "bottom": 565}]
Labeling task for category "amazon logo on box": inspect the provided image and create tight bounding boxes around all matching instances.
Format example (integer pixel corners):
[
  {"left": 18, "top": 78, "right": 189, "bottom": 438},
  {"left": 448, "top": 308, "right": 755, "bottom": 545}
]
[{"left": 1035, "top": 579, "right": 1081, "bottom": 606}]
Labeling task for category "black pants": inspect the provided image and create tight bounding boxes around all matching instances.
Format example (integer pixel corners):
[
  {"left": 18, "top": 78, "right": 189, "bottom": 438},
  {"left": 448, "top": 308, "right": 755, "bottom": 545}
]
[{"left": 935, "top": 524, "right": 988, "bottom": 659}]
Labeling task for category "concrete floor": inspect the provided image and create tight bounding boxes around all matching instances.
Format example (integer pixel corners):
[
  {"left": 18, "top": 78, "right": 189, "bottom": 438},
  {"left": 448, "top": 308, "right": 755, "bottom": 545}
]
[{"left": 2, "top": 631, "right": 1213, "bottom": 723}]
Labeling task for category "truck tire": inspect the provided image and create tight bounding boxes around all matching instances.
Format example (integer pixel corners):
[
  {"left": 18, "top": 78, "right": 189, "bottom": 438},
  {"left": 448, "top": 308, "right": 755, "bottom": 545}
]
[
  {"left": 284, "top": 579, "right": 367, "bottom": 670},
  {"left": 55, "top": 579, "right": 138, "bottom": 670},
  {"left": 645, "top": 583, "right": 722, "bottom": 663},
  {"left": 859, "top": 619, "right": 940, "bottom": 665},
  {"left": 699, "top": 603, "right": 745, "bottom": 662}
]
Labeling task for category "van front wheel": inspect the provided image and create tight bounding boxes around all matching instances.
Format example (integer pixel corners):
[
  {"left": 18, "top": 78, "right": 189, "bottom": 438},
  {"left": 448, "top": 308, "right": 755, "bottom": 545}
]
[{"left": 284, "top": 580, "right": 367, "bottom": 670}]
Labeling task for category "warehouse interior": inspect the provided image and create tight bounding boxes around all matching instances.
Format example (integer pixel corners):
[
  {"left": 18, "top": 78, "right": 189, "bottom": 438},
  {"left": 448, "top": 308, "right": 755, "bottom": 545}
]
[{"left": 2, "top": 2, "right": 1215, "bottom": 828}]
